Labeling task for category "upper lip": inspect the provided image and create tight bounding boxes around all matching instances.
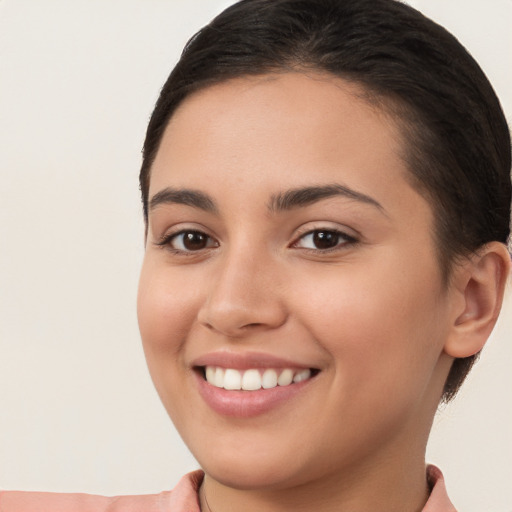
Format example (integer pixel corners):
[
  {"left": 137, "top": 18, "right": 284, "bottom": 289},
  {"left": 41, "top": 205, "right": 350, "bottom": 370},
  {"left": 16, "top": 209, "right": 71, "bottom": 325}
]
[{"left": 192, "top": 350, "right": 316, "bottom": 371}]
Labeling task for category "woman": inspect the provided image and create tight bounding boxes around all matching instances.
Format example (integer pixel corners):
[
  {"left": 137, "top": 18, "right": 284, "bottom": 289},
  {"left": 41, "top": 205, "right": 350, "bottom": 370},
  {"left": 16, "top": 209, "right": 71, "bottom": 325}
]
[{"left": 1, "top": 0, "right": 510, "bottom": 510}]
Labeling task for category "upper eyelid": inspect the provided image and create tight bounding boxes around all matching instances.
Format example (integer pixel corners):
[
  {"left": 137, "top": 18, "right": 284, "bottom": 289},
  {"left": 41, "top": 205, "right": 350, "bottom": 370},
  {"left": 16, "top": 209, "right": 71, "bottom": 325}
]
[
  {"left": 293, "top": 229, "right": 356, "bottom": 245},
  {"left": 154, "top": 223, "right": 217, "bottom": 243},
  {"left": 298, "top": 227, "right": 354, "bottom": 238},
  {"left": 292, "top": 223, "right": 359, "bottom": 240}
]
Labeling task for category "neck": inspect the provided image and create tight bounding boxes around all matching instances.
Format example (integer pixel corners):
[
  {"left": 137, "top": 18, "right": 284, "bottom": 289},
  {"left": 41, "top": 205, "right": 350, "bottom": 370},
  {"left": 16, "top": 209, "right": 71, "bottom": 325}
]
[{"left": 200, "top": 449, "right": 431, "bottom": 512}]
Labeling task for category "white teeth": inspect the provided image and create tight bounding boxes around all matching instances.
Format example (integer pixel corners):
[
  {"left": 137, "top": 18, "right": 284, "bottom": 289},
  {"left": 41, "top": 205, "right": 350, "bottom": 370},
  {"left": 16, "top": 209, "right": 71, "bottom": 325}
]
[
  {"left": 223, "top": 369, "right": 242, "bottom": 390},
  {"left": 293, "top": 369, "right": 311, "bottom": 383},
  {"left": 205, "top": 366, "right": 216, "bottom": 383},
  {"left": 242, "top": 369, "right": 261, "bottom": 390},
  {"left": 204, "top": 366, "right": 313, "bottom": 390},
  {"left": 213, "top": 367, "right": 225, "bottom": 388},
  {"left": 261, "top": 369, "right": 278, "bottom": 389},
  {"left": 277, "top": 368, "right": 294, "bottom": 386}
]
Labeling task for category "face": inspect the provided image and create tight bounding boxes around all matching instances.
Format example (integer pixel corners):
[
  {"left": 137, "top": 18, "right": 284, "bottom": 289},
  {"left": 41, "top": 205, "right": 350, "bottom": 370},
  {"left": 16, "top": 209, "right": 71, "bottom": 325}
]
[{"left": 138, "top": 73, "right": 455, "bottom": 491}]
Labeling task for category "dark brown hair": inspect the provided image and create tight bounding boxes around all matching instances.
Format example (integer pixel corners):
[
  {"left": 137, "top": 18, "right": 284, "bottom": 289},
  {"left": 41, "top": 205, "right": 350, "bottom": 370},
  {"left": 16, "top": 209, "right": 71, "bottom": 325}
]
[{"left": 139, "top": 0, "right": 511, "bottom": 401}]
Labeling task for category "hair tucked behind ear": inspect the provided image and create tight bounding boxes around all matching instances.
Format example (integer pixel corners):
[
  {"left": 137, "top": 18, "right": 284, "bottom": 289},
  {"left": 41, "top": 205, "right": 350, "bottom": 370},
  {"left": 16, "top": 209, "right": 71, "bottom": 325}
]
[{"left": 139, "top": 0, "right": 511, "bottom": 402}]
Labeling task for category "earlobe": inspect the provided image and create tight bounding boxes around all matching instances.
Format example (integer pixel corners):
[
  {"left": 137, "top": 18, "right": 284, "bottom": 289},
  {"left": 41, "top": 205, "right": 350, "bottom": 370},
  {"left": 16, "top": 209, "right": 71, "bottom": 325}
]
[{"left": 444, "top": 242, "right": 511, "bottom": 359}]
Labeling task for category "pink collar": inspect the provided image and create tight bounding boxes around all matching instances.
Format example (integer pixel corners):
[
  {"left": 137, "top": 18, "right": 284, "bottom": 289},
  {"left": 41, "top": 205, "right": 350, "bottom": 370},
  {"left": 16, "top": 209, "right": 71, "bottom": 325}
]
[
  {"left": 424, "top": 464, "right": 457, "bottom": 511},
  {"left": 168, "top": 465, "right": 456, "bottom": 511}
]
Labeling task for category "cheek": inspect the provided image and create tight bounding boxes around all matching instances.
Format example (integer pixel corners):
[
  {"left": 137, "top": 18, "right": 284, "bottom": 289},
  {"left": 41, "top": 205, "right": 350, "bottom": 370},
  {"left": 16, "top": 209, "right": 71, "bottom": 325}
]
[
  {"left": 291, "top": 256, "right": 447, "bottom": 391},
  {"left": 137, "top": 259, "right": 200, "bottom": 367},
  {"left": 137, "top": 260, "right": 203, "bottom": 420}
]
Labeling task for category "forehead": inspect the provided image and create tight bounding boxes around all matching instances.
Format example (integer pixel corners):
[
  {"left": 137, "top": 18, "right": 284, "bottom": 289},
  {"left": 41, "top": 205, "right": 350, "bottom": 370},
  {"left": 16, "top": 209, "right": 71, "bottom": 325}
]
[
  {"left": 165, "top": 72, "right": 401, "bottom": 153},
  {"left": 149, "top": 72, "right": 429, "bottom": 223}
]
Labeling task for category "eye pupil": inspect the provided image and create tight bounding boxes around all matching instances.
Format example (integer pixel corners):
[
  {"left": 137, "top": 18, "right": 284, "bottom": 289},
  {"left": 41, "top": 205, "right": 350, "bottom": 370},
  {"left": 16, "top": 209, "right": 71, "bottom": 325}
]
[
  {"left": 183, "top": 231, "right": 208, "bottom": 250},
  {"left": 313, "top": 231, "right": 339, "bottom": 249}
]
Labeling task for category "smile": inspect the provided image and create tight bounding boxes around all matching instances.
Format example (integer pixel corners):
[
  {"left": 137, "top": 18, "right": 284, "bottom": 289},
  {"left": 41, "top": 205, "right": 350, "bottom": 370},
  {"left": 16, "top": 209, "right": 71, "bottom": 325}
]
[
  {"left": 204, "top": 366, "right": 313, "bottom": 391},
  {"left": 194, "top": 359, "right": 320, "bottom": 417}
]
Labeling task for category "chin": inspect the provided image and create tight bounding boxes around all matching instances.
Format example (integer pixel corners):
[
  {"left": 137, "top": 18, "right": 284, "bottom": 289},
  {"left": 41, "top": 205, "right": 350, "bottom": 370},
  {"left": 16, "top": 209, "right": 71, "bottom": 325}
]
[
  {"left": 201, "top": 458, "right": 304, "bottom": 491},
  {"left": 192, "top": 439, "right": 313, "bottom": 490}
]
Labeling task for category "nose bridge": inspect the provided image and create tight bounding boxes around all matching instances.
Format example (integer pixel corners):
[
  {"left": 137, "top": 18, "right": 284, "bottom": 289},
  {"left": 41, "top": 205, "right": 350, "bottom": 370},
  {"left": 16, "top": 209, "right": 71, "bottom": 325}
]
[{"left": 198, "top": 240, "right": 286, "bottom": 336}]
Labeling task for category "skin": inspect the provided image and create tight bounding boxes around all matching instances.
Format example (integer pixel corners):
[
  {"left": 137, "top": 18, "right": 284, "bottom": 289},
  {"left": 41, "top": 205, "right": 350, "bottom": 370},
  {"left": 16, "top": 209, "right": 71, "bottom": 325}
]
[{"left": 137, "top": 72, "right": 509, "bottom": 512}]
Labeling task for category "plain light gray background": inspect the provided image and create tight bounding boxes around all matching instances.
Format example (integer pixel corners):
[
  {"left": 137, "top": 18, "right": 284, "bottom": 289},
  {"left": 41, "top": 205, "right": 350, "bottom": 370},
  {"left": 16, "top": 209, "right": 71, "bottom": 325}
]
[{"left": 0, "top": 1, "right": 510, "bottom": 510}]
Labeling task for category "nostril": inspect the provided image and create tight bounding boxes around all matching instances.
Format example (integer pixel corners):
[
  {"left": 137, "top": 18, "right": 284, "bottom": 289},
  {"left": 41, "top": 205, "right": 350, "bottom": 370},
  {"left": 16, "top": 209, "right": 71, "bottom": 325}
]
[{"left": 197, "top": 292, "right": 288, "bottom": 336}]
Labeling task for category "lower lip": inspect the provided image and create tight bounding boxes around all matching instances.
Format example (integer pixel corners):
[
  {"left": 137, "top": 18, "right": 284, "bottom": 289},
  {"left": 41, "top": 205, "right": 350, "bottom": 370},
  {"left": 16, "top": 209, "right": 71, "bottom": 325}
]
[{"left": 194, "top": 371, "right": 314, "bottom": 418}]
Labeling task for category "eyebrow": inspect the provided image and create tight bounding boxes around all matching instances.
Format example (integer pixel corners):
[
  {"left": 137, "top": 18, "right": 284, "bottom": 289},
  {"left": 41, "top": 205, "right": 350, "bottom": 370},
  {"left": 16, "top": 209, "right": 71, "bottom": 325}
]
[
  {"left": 148, "top": 183, "right": 385, "bottom": 216},
  {"left": 149, "top": 187, "right": 218, "bottom": 213},
  {"left": 268, "top": 184, "right": 385, "bottom": 213}
]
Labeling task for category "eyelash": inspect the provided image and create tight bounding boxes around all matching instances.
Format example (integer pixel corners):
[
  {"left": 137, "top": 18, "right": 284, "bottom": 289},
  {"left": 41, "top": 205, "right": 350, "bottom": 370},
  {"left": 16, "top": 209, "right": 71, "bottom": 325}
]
[
  {"left": 155, "top": 228, "right": 358, "bottom": 255},
  {"left": 291, "top": 228, "right": 358, "bottom": 253},
  {"left": 155, "top": 230, "right": 218, "bottom": 255}
]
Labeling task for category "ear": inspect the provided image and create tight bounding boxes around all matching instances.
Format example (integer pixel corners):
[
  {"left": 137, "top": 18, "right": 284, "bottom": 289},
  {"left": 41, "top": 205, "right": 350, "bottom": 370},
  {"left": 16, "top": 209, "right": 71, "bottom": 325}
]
[{"left": 444, "top": 242, "right": 511, "bottom": 358}]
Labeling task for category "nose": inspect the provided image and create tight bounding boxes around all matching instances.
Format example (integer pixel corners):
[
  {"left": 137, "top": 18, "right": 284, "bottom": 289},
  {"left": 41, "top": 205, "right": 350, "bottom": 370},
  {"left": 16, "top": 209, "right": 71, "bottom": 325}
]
[{"left": 197, "top": 249, "right": 287, "bottom": 338}]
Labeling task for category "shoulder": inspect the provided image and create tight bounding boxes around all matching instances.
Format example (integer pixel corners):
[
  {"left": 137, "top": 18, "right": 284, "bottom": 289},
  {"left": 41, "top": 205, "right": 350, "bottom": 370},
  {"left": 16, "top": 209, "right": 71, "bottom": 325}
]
[
  {"left": 0, "top": 490, "right": 170, "bottom": 512},
  {"left": 0, "top": 470, "right": 204, "bottom": 512}
]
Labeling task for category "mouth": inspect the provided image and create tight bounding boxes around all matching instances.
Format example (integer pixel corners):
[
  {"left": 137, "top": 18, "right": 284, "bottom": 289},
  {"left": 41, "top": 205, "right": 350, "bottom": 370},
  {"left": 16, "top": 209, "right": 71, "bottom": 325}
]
[
  {"left": 191, "top": 352, "right": 321, "bottom": 417},
  {"left": 197, "top": 366, "right": 320, "bottom": 391}
]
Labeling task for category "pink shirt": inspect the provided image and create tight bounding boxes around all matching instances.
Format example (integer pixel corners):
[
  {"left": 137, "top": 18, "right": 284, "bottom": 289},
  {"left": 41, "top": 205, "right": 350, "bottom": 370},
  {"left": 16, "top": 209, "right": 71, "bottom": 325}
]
[{"left": 0, "top": 465, "right": 456, "bottom": 511}]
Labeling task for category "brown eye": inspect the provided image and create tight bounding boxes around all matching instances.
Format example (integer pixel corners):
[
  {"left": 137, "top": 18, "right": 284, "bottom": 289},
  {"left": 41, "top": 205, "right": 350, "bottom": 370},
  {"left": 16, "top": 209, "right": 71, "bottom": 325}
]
[
  {"left": 312, "top": 231, "right": 340, "bottom": 249},
  {"left": 170, "top": 230, "right": 217, "bottom": 252},
  {"left": 295, "top": 229, "right": 355, "bottom": 251}
]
